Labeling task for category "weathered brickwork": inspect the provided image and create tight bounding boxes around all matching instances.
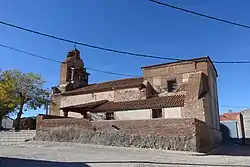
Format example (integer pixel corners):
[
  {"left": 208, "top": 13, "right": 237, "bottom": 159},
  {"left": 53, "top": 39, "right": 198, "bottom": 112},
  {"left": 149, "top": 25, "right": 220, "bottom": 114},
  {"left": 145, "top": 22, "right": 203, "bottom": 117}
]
[
  {"left": 49, "top": 52, "right": 222, "bottom": 152},
  {"left": 49, "top": 94, "right": 61, "bottom": 116},
  {"left": 196, "top": 119, "right": 222, "bottom": 152},
  {"left": 114, "top": 88, "right": 145, "bottom": 102},
  {"left": 36, "top": 115, "right": 217, "bottom": 152}
]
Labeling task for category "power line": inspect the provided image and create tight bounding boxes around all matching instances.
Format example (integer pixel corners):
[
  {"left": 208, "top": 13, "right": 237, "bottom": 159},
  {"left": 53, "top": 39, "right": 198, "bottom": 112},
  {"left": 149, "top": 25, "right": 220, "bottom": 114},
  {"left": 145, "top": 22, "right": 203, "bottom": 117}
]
[
  {"left": 1, "top": 44, "right": 248, "bottom": 109},
  {"left": 149, "top": 0, "right": 250, "bottom": 29},
  {"left": 1, "top": 20, "right": 250, "bottom": 64},
  {"left": 220, "top": 105, "right": 250, "bottom": 109},
  {"left": 0, "top": 44, "right": 139, "bottom": 78},
  {"left": 86, "top": 67, "right": 138, "bottom": 77},
  {"left": 0, "top": 20, "right": 180, "bottom": 61},
  {"left": 0, "top": 44, "right": 218, "bottom": 79},
  {"left": 0, "top": 44, "right": 61, "bottom": 63}
]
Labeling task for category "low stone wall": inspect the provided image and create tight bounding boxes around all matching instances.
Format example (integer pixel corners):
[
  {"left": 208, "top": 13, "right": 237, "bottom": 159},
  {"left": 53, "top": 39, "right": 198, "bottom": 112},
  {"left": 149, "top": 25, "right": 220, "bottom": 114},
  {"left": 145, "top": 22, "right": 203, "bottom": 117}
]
[
  {"left": 36, "top": 115, "right": 216, "bottom": 152},
  {"left": 195, "top": 119, "right": 222, "bottom": 152}
]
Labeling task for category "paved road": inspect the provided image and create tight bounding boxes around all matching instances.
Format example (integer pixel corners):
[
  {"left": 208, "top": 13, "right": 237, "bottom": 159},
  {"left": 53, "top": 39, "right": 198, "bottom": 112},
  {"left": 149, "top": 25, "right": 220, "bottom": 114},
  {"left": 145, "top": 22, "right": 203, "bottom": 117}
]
[{"left": 1, "top": 141, "right": 250, "bottom": 167}]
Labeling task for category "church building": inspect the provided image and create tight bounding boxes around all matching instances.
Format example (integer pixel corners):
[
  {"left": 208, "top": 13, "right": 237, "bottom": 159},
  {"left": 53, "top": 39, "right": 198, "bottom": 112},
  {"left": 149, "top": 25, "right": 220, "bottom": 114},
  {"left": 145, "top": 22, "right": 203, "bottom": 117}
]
[{"left": 49, "top": 49, "right": 221, "bottom": 138}]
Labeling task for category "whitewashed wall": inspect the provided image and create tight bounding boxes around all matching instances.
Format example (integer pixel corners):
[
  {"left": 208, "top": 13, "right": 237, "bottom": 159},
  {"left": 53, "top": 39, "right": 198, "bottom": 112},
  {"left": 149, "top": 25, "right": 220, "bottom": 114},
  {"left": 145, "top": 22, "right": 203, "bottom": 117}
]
[
  {"left": 60, "top": 91, "right": 114, "bottom": 108},
  {"left": 163, "top": 107, "right": 182, "bottom": 118},
  {"left": 114, "top": 107, "right": 182, "bottom": 120},
  {"left": 115, "top": 109, "right": 151, "bottom": 120},
  {"left": 68, "top": 112, "right": 82, "bottom": 118}
]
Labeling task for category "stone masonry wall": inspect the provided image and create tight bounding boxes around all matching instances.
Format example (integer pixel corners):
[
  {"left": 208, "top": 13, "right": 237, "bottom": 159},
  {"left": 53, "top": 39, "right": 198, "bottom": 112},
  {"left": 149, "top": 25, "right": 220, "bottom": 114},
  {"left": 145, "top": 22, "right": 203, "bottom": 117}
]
[
  {"left": 36, "top": 115, "right": 201, "bottom": 152},
  {"left": 36, "top": 115, "right": 216, "bottom": 152},
  {"left": 49, "top": 94, "right": 61, "bottom": 116},
  {"left": 60, "top": 88, "right": 145, "bottom": 108},
  {"left": 195, "top": 119, "right": 214, "bottom": 152},
  {"left": 114, "top": 88, "right": 145, "bottom": 102}
]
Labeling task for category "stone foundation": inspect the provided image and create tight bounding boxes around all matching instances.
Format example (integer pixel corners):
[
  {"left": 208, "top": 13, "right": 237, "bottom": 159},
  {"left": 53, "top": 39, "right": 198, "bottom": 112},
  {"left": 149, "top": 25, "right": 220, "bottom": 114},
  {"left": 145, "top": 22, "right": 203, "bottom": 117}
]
[
  {"left": 36, "top": 114, "right": 219, "bottom": 152},
  {"left": 37, "top": 126, "right": 197, "bottom": 151}
]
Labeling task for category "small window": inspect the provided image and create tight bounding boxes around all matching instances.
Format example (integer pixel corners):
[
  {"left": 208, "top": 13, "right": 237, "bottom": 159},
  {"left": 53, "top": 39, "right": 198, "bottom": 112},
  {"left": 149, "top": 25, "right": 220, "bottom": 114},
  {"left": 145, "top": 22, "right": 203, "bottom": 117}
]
[
  {"left": 106, "top": 112, "right": 114, "bottom": 120},
  {"left": 83, "top": 75, "right": 88, "bottom": 82},
  {"left": 167, "top": 80, "right": 177, "bottom": 92},
  {"left": 152, "top": 109, "right": 162, "bottom": 118}
]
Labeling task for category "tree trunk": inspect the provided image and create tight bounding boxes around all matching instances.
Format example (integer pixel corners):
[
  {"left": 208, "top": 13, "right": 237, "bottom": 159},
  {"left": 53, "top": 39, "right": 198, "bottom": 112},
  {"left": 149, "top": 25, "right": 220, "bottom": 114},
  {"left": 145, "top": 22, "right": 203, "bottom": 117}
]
[
  {"left": 0, "top": 112, "right": 4, "bottom": 130},
  {"left": 15, "top": 104, "right": 24, "bottom": 131},
  {"left": 0, "top": 117, "right": 2, "bottom": 130}
]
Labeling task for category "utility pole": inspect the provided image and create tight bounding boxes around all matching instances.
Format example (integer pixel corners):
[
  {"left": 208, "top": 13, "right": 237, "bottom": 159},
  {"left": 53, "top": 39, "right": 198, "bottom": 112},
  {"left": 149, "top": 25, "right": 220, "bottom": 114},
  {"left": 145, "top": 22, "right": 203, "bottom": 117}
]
[
  {"left": 70, "top": 67, "right": 75, "bottom": 84},
  {"left": 45, "top": 99, "right": 49, "bottom": 115}
]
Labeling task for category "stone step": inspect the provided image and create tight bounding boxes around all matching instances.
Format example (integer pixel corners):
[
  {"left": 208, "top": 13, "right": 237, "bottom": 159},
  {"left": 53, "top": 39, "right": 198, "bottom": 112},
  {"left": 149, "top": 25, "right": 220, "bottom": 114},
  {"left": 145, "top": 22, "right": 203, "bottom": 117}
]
[
  {"left": 0, "top": 135, "right": 35, "bottom": 138},
  {"left": 0, "top": 134, "right": 35, "bottom": 136},
  {"left": 0, "top": 130, "right": 36, "bottom": 132},
  {"left": 0, "top": 130, "right": 36, "bottom": 144},
  {"left": 0, "top": 138, "right": 34, "bottom": 141},
  {"left": 0, "top": 136, "right": 34, "bottom": 139},
  {"left": 0, "top": 132, "right": 35, "bottom": 134},
  {"left": 0, "top": 132, "right": 36, "bottom": 135}
]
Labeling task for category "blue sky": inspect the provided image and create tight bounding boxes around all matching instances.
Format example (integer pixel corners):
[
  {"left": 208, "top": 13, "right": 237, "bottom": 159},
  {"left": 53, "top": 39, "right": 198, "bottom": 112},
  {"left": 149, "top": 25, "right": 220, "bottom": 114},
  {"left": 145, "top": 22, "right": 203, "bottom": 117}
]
[{"left": 1, "top": 0, "right": 250, "bottom": 117}]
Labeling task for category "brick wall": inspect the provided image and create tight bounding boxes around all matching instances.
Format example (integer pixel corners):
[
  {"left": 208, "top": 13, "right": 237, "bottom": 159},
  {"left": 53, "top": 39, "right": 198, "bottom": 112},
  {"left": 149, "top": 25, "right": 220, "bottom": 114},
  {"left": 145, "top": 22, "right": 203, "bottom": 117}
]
[
  {"left": 195, "top": 119, "right": 214, "bottom": 152},
  {"left": 195, "top": 119, "right": 222, "bottom": 152},
  {"left": 49, "top": 94, "right": 61, "bottom": 116},
  {"left": 35, "top": 115, "right": 216, "bottom": 152},
  {"left": 114, "top": 88, "right": 145, "bottom": 102},
  {"left": 18, "top": 117, "right": 36, "bottom": 130}
]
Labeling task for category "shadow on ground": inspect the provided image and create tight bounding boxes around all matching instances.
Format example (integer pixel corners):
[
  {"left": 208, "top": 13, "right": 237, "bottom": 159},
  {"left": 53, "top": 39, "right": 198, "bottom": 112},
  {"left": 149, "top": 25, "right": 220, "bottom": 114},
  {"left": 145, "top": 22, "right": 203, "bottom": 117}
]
[
  {"left": 1, "top": 157, "right": 250, "bottom": 167},
  {"left": 0, "top": 157, "right": 90, "bottom": 167},
  {"left": 210, "top": 144, "right": 250, "bottom": 156},
  {"left": 208, "top": 123, "right": 250, "bottom": 156}
]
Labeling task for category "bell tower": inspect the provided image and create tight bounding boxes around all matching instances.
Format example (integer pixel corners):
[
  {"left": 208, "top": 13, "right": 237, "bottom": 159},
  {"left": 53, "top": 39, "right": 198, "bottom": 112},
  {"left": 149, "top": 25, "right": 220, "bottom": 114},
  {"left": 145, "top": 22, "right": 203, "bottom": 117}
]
[{"left": 59, "top": 48, "right": 89, "bottom": 92}]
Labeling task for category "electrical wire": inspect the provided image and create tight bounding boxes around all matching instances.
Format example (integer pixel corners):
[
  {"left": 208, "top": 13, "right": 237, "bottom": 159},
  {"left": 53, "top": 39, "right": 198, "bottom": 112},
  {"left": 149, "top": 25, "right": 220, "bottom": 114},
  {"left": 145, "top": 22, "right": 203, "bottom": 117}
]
[
  {"left": 0, "top": 44, "right": 139, "bottom": 77},
  {"left": 1, "top": 43, "right": 248, "bottom": 109},
  {"left": 0, "top": 20, "right": 180, "bottom": 61},
  {"left": 149, "top": 0, "right": 250, "bottom": 29},
  {"left": 1, "top": 20, "right": 250, "bottom": 64}
]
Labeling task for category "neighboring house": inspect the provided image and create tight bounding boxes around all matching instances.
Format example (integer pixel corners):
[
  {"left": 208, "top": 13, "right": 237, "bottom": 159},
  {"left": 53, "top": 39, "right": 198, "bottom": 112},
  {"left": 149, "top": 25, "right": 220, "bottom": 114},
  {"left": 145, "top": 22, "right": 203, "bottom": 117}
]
[
  {"left": 241, "top": 109, "right": 250, "bottom": 144},
  {"left": 220, "top": 112, "right": 241, "bottom": 121},
  {"left": 49, "top": 49, "right": 221, "bottom": 137},
  {"left": 1, "top": 116, "right": 14, "bottom": 129},
  {"left": 220, "top": 112, "right": 244, "bottom": 144}
]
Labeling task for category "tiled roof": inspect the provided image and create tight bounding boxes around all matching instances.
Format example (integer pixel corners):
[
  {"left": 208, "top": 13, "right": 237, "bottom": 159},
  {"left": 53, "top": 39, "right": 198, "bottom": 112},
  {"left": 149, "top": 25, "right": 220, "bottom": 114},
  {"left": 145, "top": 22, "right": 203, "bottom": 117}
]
[
  {"left": 220, "top": 112, "right": 240, "bottom": 121},
  {"left": 91, "top": 95, "right": 185, "bottom": 113},
  {"left": 60, "top": 100, "right": 108, "bottom": 111},
  {"left": 62, "top": 77, "right": 144, "bottom": 96}
]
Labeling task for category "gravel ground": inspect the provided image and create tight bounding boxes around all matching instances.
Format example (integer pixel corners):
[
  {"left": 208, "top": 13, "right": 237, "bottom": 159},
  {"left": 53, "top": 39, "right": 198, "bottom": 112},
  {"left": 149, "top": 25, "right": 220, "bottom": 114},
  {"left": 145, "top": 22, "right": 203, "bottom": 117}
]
[{"left": 1, "top": 141, "right": 250, "bottom": 167}]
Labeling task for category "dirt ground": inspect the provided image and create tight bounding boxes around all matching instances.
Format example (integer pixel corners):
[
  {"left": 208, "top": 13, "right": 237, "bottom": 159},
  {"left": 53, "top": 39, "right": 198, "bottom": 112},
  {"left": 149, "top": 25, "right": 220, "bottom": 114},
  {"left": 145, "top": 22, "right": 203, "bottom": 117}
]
[{"left": 1, "top": 141, "right": 250, "bottom": 167}]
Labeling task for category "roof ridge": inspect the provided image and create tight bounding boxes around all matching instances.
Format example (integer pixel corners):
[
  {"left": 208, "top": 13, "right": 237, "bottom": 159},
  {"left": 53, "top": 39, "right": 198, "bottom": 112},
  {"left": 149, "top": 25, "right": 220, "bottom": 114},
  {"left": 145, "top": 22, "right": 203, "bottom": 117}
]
[{"left": 62, "top": 77, "right": 144, "bottom": 96}]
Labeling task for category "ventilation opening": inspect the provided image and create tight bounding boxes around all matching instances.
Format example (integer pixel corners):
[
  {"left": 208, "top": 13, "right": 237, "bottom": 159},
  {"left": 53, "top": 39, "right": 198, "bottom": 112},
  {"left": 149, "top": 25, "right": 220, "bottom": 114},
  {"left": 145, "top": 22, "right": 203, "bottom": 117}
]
[
  {"left": 167, "top": 80, "right": 177, "bottom": 92},
  {"left": 152, "top": 109, "right": 162, "bottom": 118},
  {"left": 106, "top": 112, "right": 114, "bottom": 120}
]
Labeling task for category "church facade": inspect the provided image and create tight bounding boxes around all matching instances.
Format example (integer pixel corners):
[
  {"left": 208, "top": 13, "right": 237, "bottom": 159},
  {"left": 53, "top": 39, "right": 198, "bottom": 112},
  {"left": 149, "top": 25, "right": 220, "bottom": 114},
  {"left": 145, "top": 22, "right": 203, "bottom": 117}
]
[{"left": 50, "top": 49, "right": 220, "bottom": 134}]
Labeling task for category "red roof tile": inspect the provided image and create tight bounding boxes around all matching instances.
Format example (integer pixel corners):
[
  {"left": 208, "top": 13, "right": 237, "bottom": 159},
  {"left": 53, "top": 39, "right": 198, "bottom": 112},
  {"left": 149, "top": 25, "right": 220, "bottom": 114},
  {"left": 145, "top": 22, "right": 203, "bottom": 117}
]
[
  {"left": 220, "top": 112, "right": 241, "bottom": 121},
  {"left": 60, "top": 100, "right": 109, "bottom": 111},
  {"left": 62, "top": 77, "right": 144, "bottom": 96},
  {"left": 92, "top": 95, "right": 185, "bottom": 113}
]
